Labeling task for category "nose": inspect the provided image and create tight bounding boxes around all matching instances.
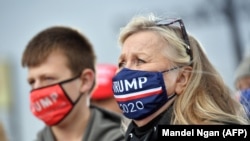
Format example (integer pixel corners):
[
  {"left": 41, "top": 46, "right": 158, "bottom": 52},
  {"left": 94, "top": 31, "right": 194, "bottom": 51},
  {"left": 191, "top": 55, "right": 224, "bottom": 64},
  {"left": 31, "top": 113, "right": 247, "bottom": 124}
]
[{"left": 122, "top": 62, "right": 138, "bottom": 70}]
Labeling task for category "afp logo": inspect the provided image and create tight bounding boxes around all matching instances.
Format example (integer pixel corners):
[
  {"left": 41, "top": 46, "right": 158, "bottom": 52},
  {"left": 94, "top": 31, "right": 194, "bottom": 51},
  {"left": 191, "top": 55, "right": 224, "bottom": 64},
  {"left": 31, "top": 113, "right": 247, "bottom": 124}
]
[{"left": 223, "top": 128, "right": 247, "bottom": 138}]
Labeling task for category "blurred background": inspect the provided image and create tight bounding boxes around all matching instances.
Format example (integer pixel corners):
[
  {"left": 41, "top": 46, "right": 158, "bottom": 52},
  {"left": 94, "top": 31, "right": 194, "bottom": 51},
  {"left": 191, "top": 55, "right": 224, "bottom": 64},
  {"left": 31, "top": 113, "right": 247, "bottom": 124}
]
[{"left": 0, "top": 0, "right": 249, "bottom": 141}]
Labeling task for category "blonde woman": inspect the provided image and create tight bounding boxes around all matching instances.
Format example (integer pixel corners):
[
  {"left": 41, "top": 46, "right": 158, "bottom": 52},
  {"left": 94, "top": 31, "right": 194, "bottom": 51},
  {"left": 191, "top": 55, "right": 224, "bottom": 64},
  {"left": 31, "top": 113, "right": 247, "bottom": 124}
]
[{"left": 112, "top": 13, "right": 249, "bottom": 140}]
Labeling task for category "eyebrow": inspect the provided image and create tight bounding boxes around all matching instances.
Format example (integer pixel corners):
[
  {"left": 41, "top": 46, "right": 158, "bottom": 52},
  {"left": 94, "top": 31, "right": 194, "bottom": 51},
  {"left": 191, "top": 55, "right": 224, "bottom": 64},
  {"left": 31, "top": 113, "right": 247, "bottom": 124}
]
[
  {"left": 27, "top": 73, "right": 55, "bottom": 82},
  {"left": 120, "top": 51, "right": 151, "bottom": 57}
]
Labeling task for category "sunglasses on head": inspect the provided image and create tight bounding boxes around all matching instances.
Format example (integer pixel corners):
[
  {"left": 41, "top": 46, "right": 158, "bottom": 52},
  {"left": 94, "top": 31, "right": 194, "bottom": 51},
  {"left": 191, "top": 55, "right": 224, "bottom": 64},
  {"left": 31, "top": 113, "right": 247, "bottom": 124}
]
[{"left": 156, "top": 18, "right": 193, "bottom": 62}]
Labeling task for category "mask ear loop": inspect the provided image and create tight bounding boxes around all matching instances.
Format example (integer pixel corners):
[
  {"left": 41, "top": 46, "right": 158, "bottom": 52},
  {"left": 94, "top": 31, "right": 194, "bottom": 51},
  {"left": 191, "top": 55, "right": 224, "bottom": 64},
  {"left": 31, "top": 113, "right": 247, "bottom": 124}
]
[
  {"left": 59, "top": 73, "right": 83, "bottom": 105},
  {"left": 168, "top": 93, "right": 176, "bottom": 100},
  {"left": 161, "top": 66, "right": 182, "bottom": 100},
  {"left": 30, "top": 73, "right": 82, "bottom": 93},
  {"left": 161, "top": 66, "right": 183, "bottom": 73},
  {"left": 48, "top": 73, "right": 83, "bottom": 125},
  {"left": 59, "top": 73, "right": 82, "bottom": 85}
]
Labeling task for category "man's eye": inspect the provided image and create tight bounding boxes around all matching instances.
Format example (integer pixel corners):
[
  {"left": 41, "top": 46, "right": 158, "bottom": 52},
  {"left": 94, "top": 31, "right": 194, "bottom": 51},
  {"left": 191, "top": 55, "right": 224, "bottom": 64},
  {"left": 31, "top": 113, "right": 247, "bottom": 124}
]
[
  {"left": 28, "top": 80, "right": 34, "bottom": 86},
  {"left": 45, "top": 77, "right": 54, "bottom": 81}
]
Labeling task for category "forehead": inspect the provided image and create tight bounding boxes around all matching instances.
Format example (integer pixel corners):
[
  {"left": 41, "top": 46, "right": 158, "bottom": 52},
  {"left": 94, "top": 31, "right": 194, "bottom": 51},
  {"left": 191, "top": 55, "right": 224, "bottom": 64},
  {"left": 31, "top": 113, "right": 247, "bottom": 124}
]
[
  {"left": 122, "top": 31, "right": 167, "bottom": 53},
  {"left": 27, "top": 50, "right": 72, "bottom": 78}
]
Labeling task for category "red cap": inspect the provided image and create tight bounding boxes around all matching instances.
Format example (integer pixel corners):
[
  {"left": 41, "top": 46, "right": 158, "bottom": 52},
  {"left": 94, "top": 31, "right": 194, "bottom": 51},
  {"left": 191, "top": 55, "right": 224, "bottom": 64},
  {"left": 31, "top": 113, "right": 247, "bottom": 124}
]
[{"left": 91, "top": 63, "right": 118, "bottom": 100}]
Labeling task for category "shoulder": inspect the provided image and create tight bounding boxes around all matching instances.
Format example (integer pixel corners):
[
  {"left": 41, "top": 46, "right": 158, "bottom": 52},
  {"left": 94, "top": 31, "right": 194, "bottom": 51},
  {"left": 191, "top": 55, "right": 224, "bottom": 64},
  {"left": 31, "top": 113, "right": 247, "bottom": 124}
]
[
  {"left": 87, "top": 105, "right": 124, "bottom": 141},
  {"left": 34, "top": 126, "right": 54, "bottom": 141},
  {"left": 91, "top": 105, "right": 122, "bottom": 123}
]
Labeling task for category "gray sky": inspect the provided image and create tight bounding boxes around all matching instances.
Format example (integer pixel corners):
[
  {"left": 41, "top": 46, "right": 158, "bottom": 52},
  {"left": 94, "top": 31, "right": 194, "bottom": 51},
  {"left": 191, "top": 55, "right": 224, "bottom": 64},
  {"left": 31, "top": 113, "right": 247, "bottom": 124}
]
[{"left": 0, "top": 1, "right": 249, "bottom": 141}]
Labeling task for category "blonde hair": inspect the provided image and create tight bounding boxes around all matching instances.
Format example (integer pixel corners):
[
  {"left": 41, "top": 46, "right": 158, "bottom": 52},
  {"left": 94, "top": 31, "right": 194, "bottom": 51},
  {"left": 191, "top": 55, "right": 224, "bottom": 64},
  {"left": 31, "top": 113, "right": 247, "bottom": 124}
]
[{"left": 119, "top": 13, "right": 249, "bottom": 124}]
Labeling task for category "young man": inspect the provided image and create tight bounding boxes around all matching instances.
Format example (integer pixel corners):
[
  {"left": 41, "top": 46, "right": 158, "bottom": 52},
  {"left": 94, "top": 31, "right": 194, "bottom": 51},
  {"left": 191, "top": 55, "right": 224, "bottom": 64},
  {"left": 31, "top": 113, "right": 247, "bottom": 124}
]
[{"left": 21, "top": 26, "right": 124, "bottom": 141}]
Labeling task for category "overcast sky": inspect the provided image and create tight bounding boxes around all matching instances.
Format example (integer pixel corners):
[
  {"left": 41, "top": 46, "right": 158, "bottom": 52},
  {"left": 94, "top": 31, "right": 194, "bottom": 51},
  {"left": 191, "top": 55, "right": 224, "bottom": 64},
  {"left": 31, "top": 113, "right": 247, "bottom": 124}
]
[{"left": 0, "top": 1, "right": 249, "bottom": 141}]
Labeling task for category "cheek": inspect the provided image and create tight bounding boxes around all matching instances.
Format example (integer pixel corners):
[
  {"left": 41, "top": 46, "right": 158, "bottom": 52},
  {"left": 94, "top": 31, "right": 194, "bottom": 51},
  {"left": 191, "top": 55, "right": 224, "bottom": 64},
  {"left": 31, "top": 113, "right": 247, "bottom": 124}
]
[{"left": 62, "top": 83, "right": 80, "bottom": 101}]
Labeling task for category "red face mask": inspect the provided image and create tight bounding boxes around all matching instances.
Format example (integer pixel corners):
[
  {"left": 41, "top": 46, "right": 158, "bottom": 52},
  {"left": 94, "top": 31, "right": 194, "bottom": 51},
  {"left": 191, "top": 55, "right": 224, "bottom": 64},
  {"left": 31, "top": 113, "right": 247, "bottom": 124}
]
[{"left": 29, "top": 75, "right": 81, "bottom": 126}]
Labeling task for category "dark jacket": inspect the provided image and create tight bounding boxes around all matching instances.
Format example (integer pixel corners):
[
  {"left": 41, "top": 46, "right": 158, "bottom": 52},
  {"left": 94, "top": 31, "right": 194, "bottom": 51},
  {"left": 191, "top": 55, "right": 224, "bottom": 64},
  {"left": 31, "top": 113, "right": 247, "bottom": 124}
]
[
  {"left": 124, "top": 104, "right": 173, "bottom": 141},
  {"left": 34, "top": 105, "right": 124, "bottom": 141}
]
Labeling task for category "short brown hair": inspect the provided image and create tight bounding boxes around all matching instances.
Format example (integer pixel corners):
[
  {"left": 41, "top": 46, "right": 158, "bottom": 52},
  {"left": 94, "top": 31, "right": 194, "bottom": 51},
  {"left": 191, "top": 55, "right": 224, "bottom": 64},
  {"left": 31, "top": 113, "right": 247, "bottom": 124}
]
[{"left": 22, "top": 26, "right": 96, "bottom": 75}]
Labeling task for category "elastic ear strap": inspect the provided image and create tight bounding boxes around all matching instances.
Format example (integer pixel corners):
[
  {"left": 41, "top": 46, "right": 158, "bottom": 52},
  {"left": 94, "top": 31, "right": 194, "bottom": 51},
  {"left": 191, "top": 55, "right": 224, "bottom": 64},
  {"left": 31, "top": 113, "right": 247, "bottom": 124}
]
[
  {"left": 72, "top": 93, "right": 84, "bottom": 105},
  {"left": 168, "top": 93, "right": 176, "bottom": 100},
  {"left": 60, "top": 73, "right": 81, "bottom": 85},
  {"left": 162, "top": 66, "right": 183, "bottom": 73}
]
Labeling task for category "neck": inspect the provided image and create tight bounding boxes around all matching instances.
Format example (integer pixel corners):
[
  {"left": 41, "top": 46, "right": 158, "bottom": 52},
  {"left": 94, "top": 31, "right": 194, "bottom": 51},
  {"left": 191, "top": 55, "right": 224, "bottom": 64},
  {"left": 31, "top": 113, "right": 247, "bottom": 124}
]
[
  {"left": 51, "top": 97, "right": 91, "bottom": 141},
  {"left": 134, "top": 96, "right": 176, "bottom": 127}
]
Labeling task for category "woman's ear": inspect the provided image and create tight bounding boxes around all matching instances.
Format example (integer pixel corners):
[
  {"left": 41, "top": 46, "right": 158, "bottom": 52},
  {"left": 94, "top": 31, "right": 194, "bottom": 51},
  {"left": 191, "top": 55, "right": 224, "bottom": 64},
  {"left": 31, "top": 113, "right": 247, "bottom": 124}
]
[
  {"left": 79, "top": 68, "right": 96, "bottom": 94},
  {"left": 175, "top": 66, "right": 192, "bottom": 95}
]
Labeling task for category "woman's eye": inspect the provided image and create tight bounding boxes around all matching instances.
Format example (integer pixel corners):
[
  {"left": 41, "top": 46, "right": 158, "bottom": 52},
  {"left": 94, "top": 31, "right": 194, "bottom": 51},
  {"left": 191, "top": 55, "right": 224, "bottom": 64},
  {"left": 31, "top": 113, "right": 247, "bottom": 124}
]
[
  {"left": 137, "top": 59, "right": 146, "bottom": 65},
  {"left": 118, "top": 61, "right": 125, "bottom": 68}
]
